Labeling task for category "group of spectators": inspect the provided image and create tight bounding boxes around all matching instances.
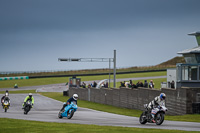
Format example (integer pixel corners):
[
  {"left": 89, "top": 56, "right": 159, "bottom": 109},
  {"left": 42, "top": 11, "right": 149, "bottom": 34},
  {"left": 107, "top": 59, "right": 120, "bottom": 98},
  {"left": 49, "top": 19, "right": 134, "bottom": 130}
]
[
  {"left": 81, "top": 81, "right": 109, "bottom": 88},
  {"left": 80, "top": 80, "right": 155, "bottom": 89},
  {"left": 67, "top": 79, "right": 175, "bottom": 89},
  {"left": 120, "top": 80, "right": 155, "bottom": 89}
]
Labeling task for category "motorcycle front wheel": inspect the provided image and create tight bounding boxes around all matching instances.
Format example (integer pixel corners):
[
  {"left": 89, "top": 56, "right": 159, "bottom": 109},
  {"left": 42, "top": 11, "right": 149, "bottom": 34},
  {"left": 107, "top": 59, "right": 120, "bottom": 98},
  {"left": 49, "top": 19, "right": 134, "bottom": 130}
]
[
  {"left": 139, "top": 112, "right": 147, "bottom": 124},
  {"left": 5, "top": 107, "right": 7, "bottom": 112},
  {"left": 24, "top": 106, "right": 30, "bottom": 115},
  {"left": 67, "top": 110, "right": 74, "bottom": 119},
  {"left": 155, "top": 113, "right": 164, "bottom": 125}
]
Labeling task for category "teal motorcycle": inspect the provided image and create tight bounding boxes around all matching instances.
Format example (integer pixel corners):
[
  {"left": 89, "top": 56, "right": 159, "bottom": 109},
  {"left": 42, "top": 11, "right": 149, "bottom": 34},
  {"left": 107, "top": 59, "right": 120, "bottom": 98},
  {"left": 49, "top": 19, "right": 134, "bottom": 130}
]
[{"left": 58, "top": 101, "right": 78, "bottom": 119}]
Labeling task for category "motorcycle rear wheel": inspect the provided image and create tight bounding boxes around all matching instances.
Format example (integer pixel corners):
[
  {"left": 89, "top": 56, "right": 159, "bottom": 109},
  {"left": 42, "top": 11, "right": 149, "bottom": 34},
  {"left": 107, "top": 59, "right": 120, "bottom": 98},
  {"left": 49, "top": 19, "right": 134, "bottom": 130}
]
[
  {"left": 155, "top": 113, "right": 164, "bottom": 125},
  {"left": 139, "top": 112, "right": 147, "bottom": 124},
  {"left": 58, "top": 111, "right": 63, "bottom": 119}
]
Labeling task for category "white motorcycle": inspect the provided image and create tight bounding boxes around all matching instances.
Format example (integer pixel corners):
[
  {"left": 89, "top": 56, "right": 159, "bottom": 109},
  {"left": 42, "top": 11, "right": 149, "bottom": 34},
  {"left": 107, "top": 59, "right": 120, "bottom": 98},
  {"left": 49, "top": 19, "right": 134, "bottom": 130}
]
[{"left": 139, "top": 104, "right": 168, "bottom": 125}]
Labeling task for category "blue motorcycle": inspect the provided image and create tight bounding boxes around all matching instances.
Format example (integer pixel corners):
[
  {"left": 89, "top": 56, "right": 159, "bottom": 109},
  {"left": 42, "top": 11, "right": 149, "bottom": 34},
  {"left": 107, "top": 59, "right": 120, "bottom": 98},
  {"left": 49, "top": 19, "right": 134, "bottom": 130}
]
[{"left": 58, "top": 101, "right": 78, "bottom": 119}]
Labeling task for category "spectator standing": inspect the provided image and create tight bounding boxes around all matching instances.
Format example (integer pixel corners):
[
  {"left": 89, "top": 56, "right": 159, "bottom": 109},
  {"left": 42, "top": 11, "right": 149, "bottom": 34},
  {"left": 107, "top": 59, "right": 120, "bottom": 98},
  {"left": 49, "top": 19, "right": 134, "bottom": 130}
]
[
  {"left": 131, "top": 82, "right": 137, "bottom": 89},
  {"left": 149, "top": 80, "right": 155, "bottom": 89},
  {"left": 88, "top": 84, "right": 91, "bottom": 88},
  {"left": 105, "top": 82, "right": 108, "bottom": 88},
  {"left": 82, "top": 82, "right": 86, "bottom": 88},
  {"left": 171, "top": 80, "right": 175, "bottom": 88},
  {"left": 137, "top": 81, "right": 144, "bottom": 87},
  {"left": 101, "top": 82, "right": 105, "bottom": 88},
  {"left": 140, "top": 81, "right": 144, "bottom": 87},
  {"left": 120, "top": 82, "right": 125, "bottom": 87},
  {"left": 129, "top": 80, "right": 132, "bottom": 85},
  {"left": 93, "top": 81, "right": 97, "bottom": 87},
  {"left": 143, "top": 80, "right": 148, "bottom": 88},
  {"left": 125, "top": 81, "right": 129, "bottom": 88}
]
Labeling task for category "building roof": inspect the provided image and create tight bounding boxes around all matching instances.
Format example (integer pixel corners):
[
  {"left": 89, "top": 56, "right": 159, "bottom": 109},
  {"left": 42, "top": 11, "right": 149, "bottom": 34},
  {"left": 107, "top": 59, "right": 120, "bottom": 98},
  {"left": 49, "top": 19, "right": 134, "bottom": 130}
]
[
  {"left": 188, "top": 31, "right": 200, "bottom": 36},
  {"left": 177, "top": 46, "right": 200, "bottom": 54},
  {"left": 178, "top": 31, "right": 200, "bottom": 54}
]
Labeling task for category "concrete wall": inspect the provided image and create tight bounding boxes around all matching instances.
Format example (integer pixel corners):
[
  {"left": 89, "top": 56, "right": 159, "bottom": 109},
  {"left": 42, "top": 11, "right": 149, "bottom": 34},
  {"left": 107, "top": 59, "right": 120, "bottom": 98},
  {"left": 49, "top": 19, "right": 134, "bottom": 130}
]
[
  {"left": 185, "top": 88, "right": 200, "bottom": 113},
  {"left": 69, "top": 87, "right": 199, "bottom": 115}
]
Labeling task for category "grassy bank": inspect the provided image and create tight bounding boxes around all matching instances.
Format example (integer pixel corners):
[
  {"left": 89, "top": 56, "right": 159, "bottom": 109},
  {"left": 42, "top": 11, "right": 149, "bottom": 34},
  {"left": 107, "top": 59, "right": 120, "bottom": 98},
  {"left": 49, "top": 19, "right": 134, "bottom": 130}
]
[
  {"left": 0, "top": 118, "right": 197, "bottom": 133},
  {"left": 0, "top": 71, "right": 166, "bottom": 89},
  {"left": 40, "top": 92, "right": 200, "bottom": 123}
]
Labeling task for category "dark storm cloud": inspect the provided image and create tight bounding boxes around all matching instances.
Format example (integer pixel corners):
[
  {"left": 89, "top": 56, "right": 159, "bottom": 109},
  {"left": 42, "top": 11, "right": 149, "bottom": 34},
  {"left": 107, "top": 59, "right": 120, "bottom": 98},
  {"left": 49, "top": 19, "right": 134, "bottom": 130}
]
[
  {"left": 0, "top": 0, "right": 199, "bottom": 32},
  {"left": 1, "top": 0, "right": 200, "bottom": 71}
]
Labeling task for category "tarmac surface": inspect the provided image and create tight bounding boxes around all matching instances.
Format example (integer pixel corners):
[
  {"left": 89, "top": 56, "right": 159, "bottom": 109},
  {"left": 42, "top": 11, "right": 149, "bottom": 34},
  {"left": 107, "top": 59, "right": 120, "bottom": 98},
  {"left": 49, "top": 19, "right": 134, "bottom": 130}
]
[{"left": 0, "top": 93, "right": 200, "bottom": 131}]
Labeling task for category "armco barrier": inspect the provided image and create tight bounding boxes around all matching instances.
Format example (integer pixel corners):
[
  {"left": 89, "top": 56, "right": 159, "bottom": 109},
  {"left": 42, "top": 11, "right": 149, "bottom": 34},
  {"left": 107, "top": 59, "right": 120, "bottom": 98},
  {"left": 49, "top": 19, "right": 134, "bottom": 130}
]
[
  {"left": 69, "top": 87, "right": 200, "bottom": 115},
  {"left": 0, "top": 76, "right": 29, "bottom": 80}
]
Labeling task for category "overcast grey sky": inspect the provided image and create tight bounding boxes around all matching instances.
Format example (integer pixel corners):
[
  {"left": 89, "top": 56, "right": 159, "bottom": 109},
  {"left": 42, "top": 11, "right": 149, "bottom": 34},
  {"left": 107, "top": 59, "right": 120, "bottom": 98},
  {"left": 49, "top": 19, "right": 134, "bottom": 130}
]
[{"left": 0, "top": 0, "right": 200, "bottom": 72}]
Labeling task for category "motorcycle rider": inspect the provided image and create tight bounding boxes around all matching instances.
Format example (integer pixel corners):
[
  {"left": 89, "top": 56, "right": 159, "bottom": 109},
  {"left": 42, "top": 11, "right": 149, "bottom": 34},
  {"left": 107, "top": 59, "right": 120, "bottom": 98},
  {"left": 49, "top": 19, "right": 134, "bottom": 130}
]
[
  {"left": 60, "top": 94, "right": 78, "bottom": 111},
  {"left": 22, "top": 93, "right": 34, "bottom": 109},
  {"left": 148, "top": 93, "right": 166, "bottom": 123},
  {"left": 1, "top": 90, "right": 10, "bottom": 106}
]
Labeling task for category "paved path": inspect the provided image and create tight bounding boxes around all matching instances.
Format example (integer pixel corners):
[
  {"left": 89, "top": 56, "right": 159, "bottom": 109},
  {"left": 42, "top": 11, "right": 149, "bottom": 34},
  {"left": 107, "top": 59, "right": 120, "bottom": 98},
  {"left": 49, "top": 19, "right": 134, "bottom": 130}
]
[{"left": 0, "top": 94, "right": 200, "bottom": 131}]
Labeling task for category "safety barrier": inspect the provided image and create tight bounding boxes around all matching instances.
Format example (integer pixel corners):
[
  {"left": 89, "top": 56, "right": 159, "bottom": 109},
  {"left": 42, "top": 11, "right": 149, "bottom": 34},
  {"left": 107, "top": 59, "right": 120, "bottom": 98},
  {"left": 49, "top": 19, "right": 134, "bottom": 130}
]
[{"left": 0, "top": 76, "right": 29, "bottom": 81}]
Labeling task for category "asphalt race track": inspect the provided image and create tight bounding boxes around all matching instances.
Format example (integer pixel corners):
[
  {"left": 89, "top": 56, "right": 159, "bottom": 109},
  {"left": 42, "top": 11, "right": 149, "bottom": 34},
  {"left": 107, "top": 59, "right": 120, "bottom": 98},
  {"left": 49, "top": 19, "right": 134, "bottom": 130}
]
[{"left": 0, "top": 94, "right": 200, "bottom": 131}]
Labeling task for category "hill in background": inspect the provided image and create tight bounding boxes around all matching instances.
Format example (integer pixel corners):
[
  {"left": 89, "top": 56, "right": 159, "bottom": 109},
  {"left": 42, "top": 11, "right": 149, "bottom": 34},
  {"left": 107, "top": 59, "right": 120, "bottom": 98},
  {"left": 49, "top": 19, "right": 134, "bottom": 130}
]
[
  {"left": 156, "top": 56, "right": 185, "bottom": 66},
  {"left": 1, "top": 56, "right": 186, "bottom": 77}
]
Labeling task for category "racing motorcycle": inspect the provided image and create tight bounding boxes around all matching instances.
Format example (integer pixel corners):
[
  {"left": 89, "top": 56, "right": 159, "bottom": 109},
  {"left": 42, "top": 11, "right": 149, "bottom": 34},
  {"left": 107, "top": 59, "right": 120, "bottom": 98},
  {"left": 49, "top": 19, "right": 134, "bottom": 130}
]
[
  {"left": 2, "top": 99, "right": 10, "bottom": 112},
  {"left": 139, "top": 104, "right": 168, "bottom": 125},
  {"left": 24, "top": 100, "right": 32, "bottom": 114},
  {"left": 58, "top": 101, "right": 78, "bottom": 119}
]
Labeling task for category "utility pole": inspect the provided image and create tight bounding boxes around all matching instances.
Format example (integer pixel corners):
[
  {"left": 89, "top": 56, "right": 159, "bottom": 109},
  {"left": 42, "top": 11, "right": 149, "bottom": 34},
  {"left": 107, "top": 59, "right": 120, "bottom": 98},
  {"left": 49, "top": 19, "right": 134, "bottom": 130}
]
[{"left": 113, "top": 50, "right": 116, "bottom": 88}]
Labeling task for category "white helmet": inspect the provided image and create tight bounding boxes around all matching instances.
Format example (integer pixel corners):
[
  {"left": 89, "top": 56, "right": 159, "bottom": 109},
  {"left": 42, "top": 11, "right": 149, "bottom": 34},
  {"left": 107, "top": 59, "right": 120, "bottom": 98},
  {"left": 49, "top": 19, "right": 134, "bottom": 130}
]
[
  {"left": 73, "top": 94, "right": 78, "bottom": 100},
  {"left": 29, "top": 93, "right": 32, "bottom": 97}
]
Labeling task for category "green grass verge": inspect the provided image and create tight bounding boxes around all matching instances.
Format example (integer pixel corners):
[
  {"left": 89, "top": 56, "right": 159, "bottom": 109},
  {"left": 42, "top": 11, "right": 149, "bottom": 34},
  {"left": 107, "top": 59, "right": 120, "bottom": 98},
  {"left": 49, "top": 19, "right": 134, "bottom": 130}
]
[
  {"left": 40, "top": 92, "right": 200, "bottom": 123},
  {"left": 0, "top": 118, "right": 197, "bottom": 133},
  {"left": 0, "top": 71, "right": 166, "bottom": 89}
]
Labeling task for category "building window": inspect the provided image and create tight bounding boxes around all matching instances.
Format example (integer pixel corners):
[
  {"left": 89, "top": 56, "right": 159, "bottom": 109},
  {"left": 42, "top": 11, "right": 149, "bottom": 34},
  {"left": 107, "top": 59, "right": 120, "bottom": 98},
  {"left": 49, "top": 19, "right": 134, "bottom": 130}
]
[
  {"left": 189, "top": 66, "right": 198, "bottom": 80},
  {"left": 197, "top": 93, "right": 200, "bottom": 102},
  {"left": 181, "top": 65, "right": 198, "bottom": 81},
  {"left": 182, "top": 66, "right": 189, "bottom": 80}
]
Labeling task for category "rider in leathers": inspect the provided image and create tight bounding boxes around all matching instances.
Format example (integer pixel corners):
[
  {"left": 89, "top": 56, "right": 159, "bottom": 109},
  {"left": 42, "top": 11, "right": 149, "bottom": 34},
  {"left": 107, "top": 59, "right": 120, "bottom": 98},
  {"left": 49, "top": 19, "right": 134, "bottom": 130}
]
[
  {"left": 1, "top": 90, "right": 10, "bottom": 107},
  {"left": 22, "top": 93, "right": 34, "bottom": 109},
  {"left": 60, "top": 94, "right": 78, "bottom": 111},
  {"left": 148, "top": 93, "right": 166, "bottom": 123}
]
